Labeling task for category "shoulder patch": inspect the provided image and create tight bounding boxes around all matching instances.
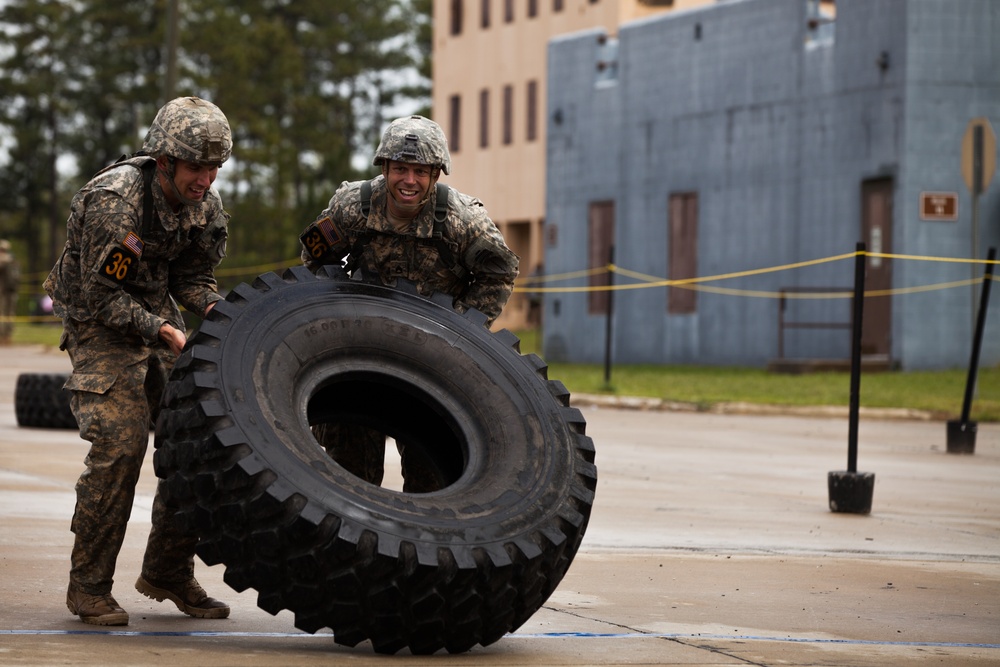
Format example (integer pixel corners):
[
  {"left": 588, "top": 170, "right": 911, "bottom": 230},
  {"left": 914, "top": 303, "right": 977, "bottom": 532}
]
[
  {"left": 100, "top": 232, "right": 143, "bottom": 283},
  {"left": 100, "top": 248, "right": 138, "bottom": 283},
  {"left": 316, "top": 216, "right": 342, "bottom": 246},
  {"left": 122, "top": 231, "right": 144, "bottom": 257},
  {"left": 300, "top": 215, "right": 344, "bottom": 260}
]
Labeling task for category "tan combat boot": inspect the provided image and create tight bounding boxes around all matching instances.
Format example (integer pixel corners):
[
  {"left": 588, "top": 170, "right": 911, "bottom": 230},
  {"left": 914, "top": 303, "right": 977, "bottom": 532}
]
[
  {"left": 66, "top": 585, "right": 129, "bottom": 626},
  {"left": 135, "top": 575, "right": 230, "bottom": 619}
]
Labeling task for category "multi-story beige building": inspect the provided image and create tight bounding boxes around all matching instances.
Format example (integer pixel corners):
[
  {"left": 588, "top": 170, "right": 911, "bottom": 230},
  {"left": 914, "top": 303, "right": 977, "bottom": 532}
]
[{"left": 431, "top": 0, "right": 717, "bottom": 330}]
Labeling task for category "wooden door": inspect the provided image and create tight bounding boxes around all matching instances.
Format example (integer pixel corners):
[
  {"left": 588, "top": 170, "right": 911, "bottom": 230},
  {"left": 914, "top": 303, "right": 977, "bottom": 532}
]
[{"left": 860, "top": 178, "right": 893, "bottom": 359}]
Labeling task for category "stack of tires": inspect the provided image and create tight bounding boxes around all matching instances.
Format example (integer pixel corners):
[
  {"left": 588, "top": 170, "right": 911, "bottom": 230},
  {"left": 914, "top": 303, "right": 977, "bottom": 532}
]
[{"left": 153, "top": 266, "right": 598, "bottom": 654}]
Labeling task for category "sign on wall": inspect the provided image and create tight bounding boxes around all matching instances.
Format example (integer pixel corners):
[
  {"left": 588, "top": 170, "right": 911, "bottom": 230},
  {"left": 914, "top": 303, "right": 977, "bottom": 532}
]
[{"left": 920, "top": 191, "right": 958, "bottom": 221}]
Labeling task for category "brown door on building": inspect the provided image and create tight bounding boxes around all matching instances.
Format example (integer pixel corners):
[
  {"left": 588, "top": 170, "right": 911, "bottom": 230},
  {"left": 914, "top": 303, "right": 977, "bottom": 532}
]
[
  {"left": 668, "top": 192, "right": 698, "bottom": 314},
  {"left": 860, "top": 178, "right": 893, "bottom": 359},
  {"left": 588, "top": 201, "right": 615, "bottom": 315}
]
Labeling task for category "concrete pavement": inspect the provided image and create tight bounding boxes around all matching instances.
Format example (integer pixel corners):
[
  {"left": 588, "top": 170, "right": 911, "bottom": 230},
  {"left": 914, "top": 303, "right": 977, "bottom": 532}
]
[{"left": 1, "top": 343, "right": 998, "bottom": 666}]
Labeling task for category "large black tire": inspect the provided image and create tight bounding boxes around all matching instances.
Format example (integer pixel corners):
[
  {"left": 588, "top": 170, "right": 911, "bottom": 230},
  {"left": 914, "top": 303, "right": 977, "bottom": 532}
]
[
  {"left": 14, "top": 373, "right": 77, "bottom": 429},
  {"left": 154, "top": 265, "right": 597, "bottom": 654}
]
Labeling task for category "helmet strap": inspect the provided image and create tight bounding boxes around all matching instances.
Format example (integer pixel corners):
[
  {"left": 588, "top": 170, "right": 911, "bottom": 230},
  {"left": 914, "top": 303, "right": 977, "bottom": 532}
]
[{"left": 158, "top": 156, "right": 201, "bottom": 208}]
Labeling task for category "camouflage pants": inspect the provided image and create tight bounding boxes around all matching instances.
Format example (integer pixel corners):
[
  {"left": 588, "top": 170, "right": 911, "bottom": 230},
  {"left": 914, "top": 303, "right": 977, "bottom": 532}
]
[
  {"left": 311, "top": 422, "right": 446, "bottom": 493},
  {"left": 64, "top": 325, "right": 195, "bottom": 595},
  {"left": 0, "top": 289, "right": 13, "bottom": 340}
]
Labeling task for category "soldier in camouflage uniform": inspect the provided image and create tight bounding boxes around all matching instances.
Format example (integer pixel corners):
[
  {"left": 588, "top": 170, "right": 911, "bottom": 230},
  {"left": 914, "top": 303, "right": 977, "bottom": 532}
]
[
  {"left": 0, "top": 239, "right": 18, "bottom": 344},
  {"left": 299, "top": 114, "right": 519, "bottom": 492},
  {"left": 44, "top": 97, "right": 233, "bottom": 626}
]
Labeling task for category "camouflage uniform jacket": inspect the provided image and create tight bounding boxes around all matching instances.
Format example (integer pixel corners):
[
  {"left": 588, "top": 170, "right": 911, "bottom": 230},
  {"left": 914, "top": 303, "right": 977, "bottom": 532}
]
[
  {"left": 0, "top": 247, "right": 17, "bottom": 296},
  {"left": 44, "top": 156, "right": 229, "bottom": 346},
  {"left": 300, "top": 175, "right": 519, "bottom": 325}
]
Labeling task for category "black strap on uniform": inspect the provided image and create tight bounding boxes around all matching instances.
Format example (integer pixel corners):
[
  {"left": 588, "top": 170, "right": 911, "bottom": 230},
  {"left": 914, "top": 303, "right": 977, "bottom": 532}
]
[
  {"left": 432, "top": 182, "right": 449, "bottom": 228},
  {"left": 429, "top": 182, "right": 468, "bottom": 282},
  {"left": 139, "top": 159, "right": 155, "bottom": 238},
  {"left": 360, "top": 179, "right": 373, "bottom": 218},
  {"left": 346, "top": 179, "right": 376, "bottom": 273}
]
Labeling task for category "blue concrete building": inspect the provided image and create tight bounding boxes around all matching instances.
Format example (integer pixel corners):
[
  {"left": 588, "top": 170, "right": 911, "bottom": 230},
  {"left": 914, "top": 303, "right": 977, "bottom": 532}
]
[{"left": 542, "top": 0, "right": 999, "bottom": 370}]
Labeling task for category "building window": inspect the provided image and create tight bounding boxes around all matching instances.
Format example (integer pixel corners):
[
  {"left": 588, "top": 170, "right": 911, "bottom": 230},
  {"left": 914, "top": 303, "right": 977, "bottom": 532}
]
[
  {"left": 553, "top": 0, "right": 563, "bottom": 11},
  {"left": 448, "top": 94, "right": 461, "bottom": 152},
  {"left": 526, "top": 80, "right": 538, "bottom": 142},
  {"left": 595, "top": 35, "right": 619, "bottom": 86},
  {"left": 805, "top": 0, "right": 836, "bottom": 46},
  {"left": 502, "top": 85, "right": 513, "bottom": 145},
  {"left": 481, "top": 0, "right": 490, "bottom": 28},
  {"left": 479, "top": 89, "right": 490, "bottom": 148},
  {"left": 668, "top": 192, "right": 698, "bottom": 314},
  {"left": 451, "top": 0, "right": 463, "bottom": 35},
  {"left": 528, "top": 0, "right": 538, "bottom": 18},
  {"left": 588, "top": 201, "right": 615, "bottom": 314},
  {"left": 505, "top": 0, "right": 514, "bottom": 22}
]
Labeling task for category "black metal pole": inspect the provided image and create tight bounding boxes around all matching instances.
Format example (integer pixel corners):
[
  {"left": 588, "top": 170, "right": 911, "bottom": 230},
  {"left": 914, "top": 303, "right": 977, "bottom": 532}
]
[
  {"left": 828, "top": 242, "right": 875, "bottom": 514},
  {"left": 960, "top": 247, "right": 996, "bottom": 423},
  {"left": 847, "top": 242, "right": 866, "bottom": 473},
  {"left": 970, "top": 125, "right": 984, "bottom": 334},
  {"left": 603, "top": 246, "right": 615, "bottom": 387}
]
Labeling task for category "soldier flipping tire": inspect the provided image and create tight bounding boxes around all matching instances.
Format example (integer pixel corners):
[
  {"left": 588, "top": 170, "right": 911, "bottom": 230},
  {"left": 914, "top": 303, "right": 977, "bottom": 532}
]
[{"left": 153, "top": 264, "right": 597, "bottom": 654}]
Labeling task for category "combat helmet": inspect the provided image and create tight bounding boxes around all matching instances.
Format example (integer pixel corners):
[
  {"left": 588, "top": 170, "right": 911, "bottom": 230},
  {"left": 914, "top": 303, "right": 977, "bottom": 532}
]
[
  {"left": 143, "top": 97, "right": 232, "bottom": 165},
  {"left": 373, "top": 115, "right": 451, "bottom": 175}
]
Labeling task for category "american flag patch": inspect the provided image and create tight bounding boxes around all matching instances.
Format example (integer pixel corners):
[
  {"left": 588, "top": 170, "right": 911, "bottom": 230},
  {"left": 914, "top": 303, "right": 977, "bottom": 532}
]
[
  {"left": 316, "top": 217, "right": 342, "bottom": 246},
  {"left": 122, "top": 232, "right": 144, "bottom": 257}
]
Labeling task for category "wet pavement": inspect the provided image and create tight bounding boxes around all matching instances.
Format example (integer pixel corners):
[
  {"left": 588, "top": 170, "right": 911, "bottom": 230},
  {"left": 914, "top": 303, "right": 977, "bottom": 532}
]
[{"left": 1, "top": 343, "right": 998, "bottom": 666}]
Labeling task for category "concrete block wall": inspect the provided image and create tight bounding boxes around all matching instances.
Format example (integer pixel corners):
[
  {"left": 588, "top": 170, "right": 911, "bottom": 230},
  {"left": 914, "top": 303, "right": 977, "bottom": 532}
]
[
  {"left": 544, "top": 0, "right": 999, "bottom": 369},
  {"left": 896, "top": 0, "right": 1000, "bottom": 367}
]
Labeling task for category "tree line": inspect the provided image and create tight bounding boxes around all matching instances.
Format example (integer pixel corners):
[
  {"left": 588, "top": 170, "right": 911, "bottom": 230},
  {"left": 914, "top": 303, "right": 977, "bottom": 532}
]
[{"left": 0, "top": 0, "right": 431, "bottom": 298}]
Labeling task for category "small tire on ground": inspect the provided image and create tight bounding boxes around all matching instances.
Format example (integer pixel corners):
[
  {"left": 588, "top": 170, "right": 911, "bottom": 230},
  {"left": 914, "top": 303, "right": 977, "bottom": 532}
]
[
  {"left": 153, "top": 265, "right": 597, "bottom": 654},
  {"left": 14, "top": 372, "right": 77, "bottom": 429}
]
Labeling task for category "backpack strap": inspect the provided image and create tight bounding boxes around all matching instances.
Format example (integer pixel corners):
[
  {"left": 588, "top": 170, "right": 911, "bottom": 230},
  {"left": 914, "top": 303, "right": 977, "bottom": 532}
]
[
  {"left": 345, "top": 179, "right": 376, "bottom": 273},
  {"left": 107, "top": 153, "right": 156, "bottom": 238},
  {"left": 360, "top": 178, "right": 373, "bottom": 218},
  {"left": 432, "top": 182, "right": 449, "bottom": 229},
  {"left": 139, "top": 158, "right": 155, "bottom": 238},
  {"left": 428, "top": 184, "right": 469, "bottom": 283}
]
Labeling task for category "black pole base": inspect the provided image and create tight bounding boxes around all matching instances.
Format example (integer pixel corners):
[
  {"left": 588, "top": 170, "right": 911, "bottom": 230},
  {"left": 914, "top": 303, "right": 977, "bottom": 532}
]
[
  {"left": 827, "top": 470, "right": 875, "bottom": 514},
  {"left": 946, "top": 420, "right": 977, "bottom": 454}
]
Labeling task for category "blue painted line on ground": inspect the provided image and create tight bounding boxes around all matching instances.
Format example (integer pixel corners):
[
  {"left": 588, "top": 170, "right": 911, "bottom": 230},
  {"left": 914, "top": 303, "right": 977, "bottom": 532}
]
[
  {"left": 521, "top": 632, "right": 1000, "bottom": 649},
  {"left": 1, "top": 629, "right": 998, "bottom": 649}
]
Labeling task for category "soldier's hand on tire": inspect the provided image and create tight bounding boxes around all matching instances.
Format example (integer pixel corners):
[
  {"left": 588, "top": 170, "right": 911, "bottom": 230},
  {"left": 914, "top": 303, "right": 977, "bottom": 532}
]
[{"left": 158, "top": 322, "right": 186, "bottom": 356}]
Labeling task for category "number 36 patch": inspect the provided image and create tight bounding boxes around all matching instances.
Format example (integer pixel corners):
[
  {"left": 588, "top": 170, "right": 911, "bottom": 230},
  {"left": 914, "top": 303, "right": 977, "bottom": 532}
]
[{"left": 100, "top": 232, "right": 144, "bottom": 283}]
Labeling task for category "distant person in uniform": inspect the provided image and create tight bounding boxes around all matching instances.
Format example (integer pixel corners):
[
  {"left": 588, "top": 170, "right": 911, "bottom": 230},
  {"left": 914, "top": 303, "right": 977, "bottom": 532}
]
[{"left": 0, "top": 239, "right": 19, "bottom": 344}]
